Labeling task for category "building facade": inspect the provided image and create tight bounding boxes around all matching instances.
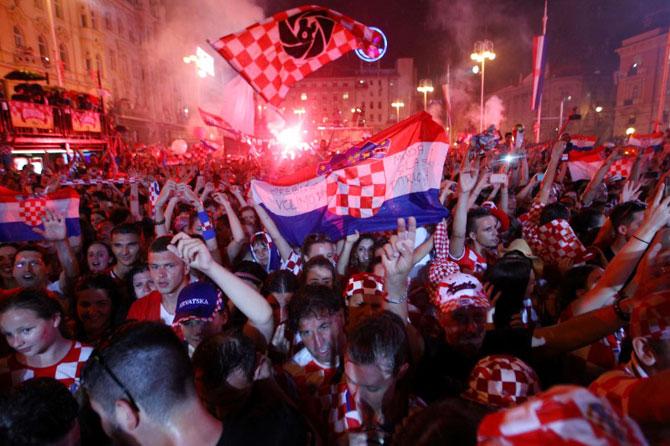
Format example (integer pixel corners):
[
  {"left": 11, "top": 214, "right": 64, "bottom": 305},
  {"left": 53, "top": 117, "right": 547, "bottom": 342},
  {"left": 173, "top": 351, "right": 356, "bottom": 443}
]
[
  {"left": 281, "top": 57, "right": 417, "bottom": 133},
  {"left": 493, "top": 71, "right": 614, "bottom": 141},
  {"left": 613, "top": 28, "right": 670, "bottom": 136},
  {"left": 0, "top": 0, "right": 193, "bottom": 143}
]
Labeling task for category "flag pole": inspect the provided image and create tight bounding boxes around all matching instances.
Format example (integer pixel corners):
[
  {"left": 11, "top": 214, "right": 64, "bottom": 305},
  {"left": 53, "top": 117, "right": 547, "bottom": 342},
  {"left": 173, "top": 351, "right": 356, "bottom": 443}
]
[
  {"left": 654, "top": 28, "right": 670, "bottom": 132},
  {"left": 446, "top": 64, "right": 452, "bottom": 145},
  {"left": 534, "top": 0, "right": 548, "bottom": 143}
]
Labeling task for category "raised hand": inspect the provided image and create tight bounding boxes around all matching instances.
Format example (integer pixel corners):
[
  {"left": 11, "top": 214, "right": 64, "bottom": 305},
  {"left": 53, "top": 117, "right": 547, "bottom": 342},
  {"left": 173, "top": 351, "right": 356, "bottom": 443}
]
[
  {"left": 382, "top": 217, "right": 417, "bottom": 284},
  {"left": 346, "top": 230, "right": 360, "bottom": 244},
  {"left": 459, "top": 158, "right": 480, "bottom": 193},
  {"left": 168, "top": 232, "right": 214, "bottom": 272},
  {"left": 620, "top": 181, "right": 642, "bottom": 203},
  {"left": 33, "top": 209, "right": 67, "bottom": 241}
]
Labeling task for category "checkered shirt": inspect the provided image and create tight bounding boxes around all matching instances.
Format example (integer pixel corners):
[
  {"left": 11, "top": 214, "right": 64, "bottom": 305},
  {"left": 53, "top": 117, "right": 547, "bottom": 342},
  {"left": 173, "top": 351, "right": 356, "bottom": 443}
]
[
  {"left": 589, "top": 358, "right": 647, "bottom": 419},
  {"left": 326, "top": 160, "right": 386, "bottom": 218},
  {"left": 329, "top": 380, "right": 426, "bottom": 443},
  {"left": 429, "top": 220, "right": 461, "bottom": 285},
  {"left": 462, "top": 355, "right": 542, "bottom": 409},
  {"left": 630, "top": 291, "right": 670, "bottom": 341},
  {"left": 211, "top": 5, "right": 382, "bottom": 106},
  {"left": 520, "top": 202, "right": 544, "bottom": 254},
  {"left": 448, "top": 245, "right": 488, "bottom": 278},
  {"left": 283, "top": 347, "right": 338, "bottom": 417},
  {"left": 0, "top": 341, "right": 93, "bottom": 394},
  {"left": 478, "top": 385, "right": 648, "bottom": 445}
]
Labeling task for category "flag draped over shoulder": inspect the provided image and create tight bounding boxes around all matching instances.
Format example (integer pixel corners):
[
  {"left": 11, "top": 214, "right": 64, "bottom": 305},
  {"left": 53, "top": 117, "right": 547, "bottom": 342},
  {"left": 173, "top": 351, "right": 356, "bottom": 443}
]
[
  {"left": 210, "top": 5, "right": 382, "bottom": 106},
  {"left": 251, "top": 112, "right": 449, "bottom": 246},
  {"left": 0, "top": 187, "right": 80, "bottom": 242}
]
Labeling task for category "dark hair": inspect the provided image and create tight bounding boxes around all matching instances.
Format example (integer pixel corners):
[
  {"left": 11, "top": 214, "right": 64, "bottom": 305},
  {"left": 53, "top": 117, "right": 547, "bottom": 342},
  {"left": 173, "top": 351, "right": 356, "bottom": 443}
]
[
  {"left": 149, "top": 235, "right": 173, "bottom": 254},
  {"left": 288, "top": 285, "right": 343, "bottom": 332},
  {"left": 539, "top": 202, "right": 570, "bottom": 226},
  {"left": 0, "top": 288, "right": 62, "bottom": 321},
  {"left": 74, "top": 274, "right": 127, "bottom": 338},
  {"left": 126, "top": 263, "right": 151, "bottom": 300},
  {"left": 347, "top": 311, "right": 409, "bottom": 376},
  {"left": 109, "top": 208, "right": 131, "bottom": 226},
  {"left": 83, "top": 240, "right": 114, "bottom": 272},
  {"left": 610, "top": 201, "right": 646, "bottom": 232},
  {"left": 302, "top": 255, "right": 336, "bottom": 283},
  {"left": 81, "top": 322, "right": 193, "bottom": 421},
  {"left": 111, "top": 222, "right": 141, "bottom": 239},
  {"left": 558, "top": 264, "right": 601, "bottom": 314},
  {"left": 13, "top": 244, "right": 48, "bottom": 263},
  {"left": 571, "top": 207, "right": 605, "bottom": 246},
  {"left": 484, "top": 256, "right": 532, "bottom": 329},
  {"left": 233, "top": 260, "right": 268, "bottom": 287},
  {"left": 466, "top": 207, "right": 493, "bottom": 237},
  {"left": 301, "top": 233, "right": 333, "bottom": 259},
  {"left": 349, "top": 235, "right": 376, "bottom": 272},
  {"left": 263, "top": 270, "right": 298, "bottom": 296},
  {"left": 0, "top": 242, "right": 18, "bottom": 252},
  {"left": 192, "top": 329, "right": 257, "bottom": 390},
  {"left": 0, "top": 378, "right": 79, "bottom": 445}
]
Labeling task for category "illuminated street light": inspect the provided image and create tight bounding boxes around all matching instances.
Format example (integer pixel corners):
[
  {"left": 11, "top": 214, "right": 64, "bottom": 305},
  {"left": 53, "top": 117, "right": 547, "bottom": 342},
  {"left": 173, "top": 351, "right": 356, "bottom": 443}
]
[
  {"left": 183, "top": 46, "right": 215, "bottom": 78},
  {"left": 293, "top": 107, "right": 306, "bottom": 117},
  {"left": 558, "top": 95, "right": 572, "bottom": 126},
  {"left": 626, "top": 127, "right": 636, "bottom": 135},
  {"left": 470, "top": 40, "right": 496, "bottom": 132},
  {"left": 595, "top": 105, "right": 603, "bottom": 113},
  {"left": 391, "top": 99, "right": 405, "bottom": 122},
  {"left": 417, "top": 79, "right": 434, "bottom": 110},
  {"left": 472, "top": 65, "right": 480, "bottom": 74},
  {"left": 300, "top": 92, "right": 307, "bottom": 101}
]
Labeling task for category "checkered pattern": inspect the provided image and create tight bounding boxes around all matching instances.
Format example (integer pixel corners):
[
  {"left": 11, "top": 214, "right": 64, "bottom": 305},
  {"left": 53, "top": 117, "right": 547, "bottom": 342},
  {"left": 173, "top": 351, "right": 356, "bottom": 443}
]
[
  {"left": 283, "top": 347, "right": 337, "bottom": 421},
  {"left": 521, "top": 202, "right": 544, "bottom": 254},
  {"left": 462, "top": 355, "right": 541, "bottom": 408},
  {"left": 630, "top": 291, "right": 670, "bottom": 340},
  {"left": 281, "top": 249, "right": 303, "bottom": 275},
  {"left": 607, "top": 158, "right": 633, "bottom": 180},
  {"left": 0, "top": 341, "right": 93, "bottom": 394},
  {"left": 478, "top": 385, "right": 647, "bottom": 445},
  {"left": 429, "top": 220, "right": 461, "bottom": 285},
  {"left": 149, "top": 180, "right": 160, "bottom": 211},
  {"left": 327, "top": 161, "right": 386, "bottom": 218},
  {"left": 18, "top": 197, "right": 47, "bottom": 227},
  {"left": 589, "top": 358, "right": 647, "bottom": 418},
  {"left": 537, "top": 219, "right": 586, "bottom": 270},
  {"left": 211, "top": 5, "right": 382, "bottom": 106},
  {"left": 432, "top": 272, "right": 489, "bottom": 316},
  {"left": 345, "top": 273, "right": 384, "bottom": 299}
]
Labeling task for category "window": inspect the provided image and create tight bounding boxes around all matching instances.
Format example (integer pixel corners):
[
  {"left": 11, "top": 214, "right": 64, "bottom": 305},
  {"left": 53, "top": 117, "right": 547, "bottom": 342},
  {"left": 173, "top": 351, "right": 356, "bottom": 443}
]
[
  {"left": 59, "top": 43, "right": 69, "bottom": 70},
  {"left": 378, "top": 80, "right": 381, "bottom": 86},
  {"left": 627, "top": 115, "right": 636, "bottom": 125},
  {"left": 95, "top": 53, "right": 103, "bottom": 77},
  {"left": 54, "top": 0, "right": 63, "bottom": 18},
  {"left": 84, "top": 50, "right": 92, "bottom": 72},
  {"left": 627, "top": 61, "right": 639, "bottom": 77},
  {"left": 34, "top": 0, "right": 44, "bottom": 9},
  {"left": 80, "top": 6, "right": 88, "bottom": 28},
  {"left": 378, "top": 114, "right": 382, "bottom": 121},
  {"left": 109, "top": 49, "right": 117, "bottom": 71},
  {"left": 90, "top": 10, "right": 97, "bottom": 29},
  {"left": 105, "top": 13, "right": 112, "bottom": 30},
  {"left": 38, "top": 35, "right": 48, "bottom": 60},
  {"left": 342, "top": 92, "right": 349, "bottom": 100},
  {"left": 378, "top": 101, "right": 381, "bottom": 109},
  {"left": 118, "top": 18, "right": 124, "bottom": 36},
  {"left": 370, "top": 101, "right": 374, "bottom": 110},
  {"left": 13, "top": 26, "right": 25, "bottom": 49}
]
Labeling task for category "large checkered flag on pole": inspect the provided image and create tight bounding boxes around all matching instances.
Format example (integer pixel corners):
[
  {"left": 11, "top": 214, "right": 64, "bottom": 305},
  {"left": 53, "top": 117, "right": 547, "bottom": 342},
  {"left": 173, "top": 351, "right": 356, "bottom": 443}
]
[{"left": 210, "top": 5, "right": 383, "bottom": 107}]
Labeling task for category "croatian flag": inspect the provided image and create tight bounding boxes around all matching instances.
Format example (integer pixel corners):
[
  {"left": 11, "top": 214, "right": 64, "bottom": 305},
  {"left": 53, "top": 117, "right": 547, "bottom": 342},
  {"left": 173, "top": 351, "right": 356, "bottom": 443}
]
[
  {"left": 567, "top": 147, "right": 604, "bottom": 181},
  {"left": 569, "top": 135, "right": 597, "bottom": 151},
  {"left": 251, "top": 112, "right": 449, "bottom": 246},
  {"left": 530, "top": 34, "right": 547, "bottom": 111},
  {"left": 628, "top": 132, "right": 664, "bottom": 151},
  {"left": 0, "top": 187, "right": 80, "bottom": 243},
  {"left": 198, "top": 107, "right": 239, "bottom": 138}
]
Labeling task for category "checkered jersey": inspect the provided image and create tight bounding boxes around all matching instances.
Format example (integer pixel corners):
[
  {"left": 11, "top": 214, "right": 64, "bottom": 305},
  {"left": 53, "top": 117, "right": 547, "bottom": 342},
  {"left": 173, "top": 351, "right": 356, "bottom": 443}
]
[
  {"left": 211, "top": 6, "right": 382, "bottom": 106},
  {"left": 283, "top": 347, "right": 338, "bottom": 415},
  {"left": 589, "top": 360, "right": 645, "bottom": 418},
  {"left": 0, "top": 341, "right": 93, "bottom": 394},
  {"left": 462, "top": 355, "right": 541, "bottom": 408},
  {"left": 326, "top": 160, "right": 386, "bottom": 218},
  {"left": 448, "top": 245, "right": 488, "bottom": 278},
  {"left": 329, "top": 380, "right": 426, "bottom": 443},
  {"left": 478, "top": 385, "right": 647, "bottom": 445},
  {"left": 429, "top": 220, "right": 461, "bottom": 285},
  {"left": 520, "top": 202, "right": 544, "bottom": 255}
]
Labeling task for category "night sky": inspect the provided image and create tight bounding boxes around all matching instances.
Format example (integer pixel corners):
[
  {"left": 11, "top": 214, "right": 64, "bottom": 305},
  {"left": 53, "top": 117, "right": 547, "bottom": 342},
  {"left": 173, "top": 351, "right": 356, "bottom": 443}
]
[{"left": 267, "top": 0, "right": 670, "bottom": 89}]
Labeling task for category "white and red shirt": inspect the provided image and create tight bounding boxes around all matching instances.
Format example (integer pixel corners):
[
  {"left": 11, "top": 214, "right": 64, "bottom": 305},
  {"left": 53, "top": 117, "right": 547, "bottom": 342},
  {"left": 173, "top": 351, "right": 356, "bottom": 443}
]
[
  {"left": 449, "top": 245, "right": 489, "bottom": 278},
  {"left": 0, "top": 341, "right": 93, "bottom": 394},
  {"left": 589, "top": 357, "right": 646, "bottom": 417}
]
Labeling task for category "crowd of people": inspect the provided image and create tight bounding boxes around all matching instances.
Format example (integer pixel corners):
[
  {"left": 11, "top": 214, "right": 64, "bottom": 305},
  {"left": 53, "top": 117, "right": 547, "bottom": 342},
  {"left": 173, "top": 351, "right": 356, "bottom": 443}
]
[{"left": 0, "top": 130, "right": 669, "bottom": 445}]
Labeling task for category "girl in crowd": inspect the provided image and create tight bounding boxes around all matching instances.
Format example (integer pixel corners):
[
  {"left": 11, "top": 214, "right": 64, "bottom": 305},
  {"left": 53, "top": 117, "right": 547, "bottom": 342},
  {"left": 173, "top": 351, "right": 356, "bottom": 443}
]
[
  {"left": 0, "top": 289, "right": 93, "bottom": 393},
  {"left": 73, "top": 274, "right": 126, "bottom": 344},
  {"left": 126, "top": 263, "right": 157, "bottom": 300},
  {"left": 84, "top": 240, "right": 114, "bottom": 274}
]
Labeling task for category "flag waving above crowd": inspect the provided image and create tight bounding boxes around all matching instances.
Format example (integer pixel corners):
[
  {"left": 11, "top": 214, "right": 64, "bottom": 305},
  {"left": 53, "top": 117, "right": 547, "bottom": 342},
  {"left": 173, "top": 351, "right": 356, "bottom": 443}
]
[
  {"left": 251, "top": 112, "right": 449, "bottom": 246},
  {"left": 210, "top": 5, "right": 383, "bottom": 106}
]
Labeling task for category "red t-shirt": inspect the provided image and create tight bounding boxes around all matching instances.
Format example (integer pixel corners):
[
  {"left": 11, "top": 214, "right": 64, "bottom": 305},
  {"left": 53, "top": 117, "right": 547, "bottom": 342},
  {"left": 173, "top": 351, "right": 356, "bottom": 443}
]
[
  {"left": 0, "top": 341, "right": 93, "bottom": 393},
  {"left": 127, "top": 290, "right": 163, "bottom": 322}
]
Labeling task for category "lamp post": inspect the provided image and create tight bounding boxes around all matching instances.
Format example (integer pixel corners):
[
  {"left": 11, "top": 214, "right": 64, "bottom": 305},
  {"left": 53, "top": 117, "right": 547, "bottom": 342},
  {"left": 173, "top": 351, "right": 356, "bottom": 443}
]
[
  {"left": 391, "top": 99, "right": 405, "bottom": 122},
  {"left": 558, "top": 95, "right": 572, "bottom": 129},
  {"left": 417, "top": 79, "right": 434, "bottom": 110},
  {"left": 470, "top": 40, "right": 496, "bottom": 132}
]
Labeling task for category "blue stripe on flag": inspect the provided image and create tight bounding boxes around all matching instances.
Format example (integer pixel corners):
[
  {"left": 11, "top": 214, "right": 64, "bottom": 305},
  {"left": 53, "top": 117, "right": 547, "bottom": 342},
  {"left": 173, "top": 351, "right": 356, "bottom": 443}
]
[
  {"left": 0, "top": 218, "right": 81, "bottom": 243},
  {"left": 262, "top": 189, "right": 448, "bottom": 247}
]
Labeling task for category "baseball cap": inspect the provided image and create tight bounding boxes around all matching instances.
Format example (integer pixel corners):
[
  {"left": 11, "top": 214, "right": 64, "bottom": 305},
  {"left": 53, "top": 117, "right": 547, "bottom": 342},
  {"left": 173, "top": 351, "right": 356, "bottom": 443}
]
[
  {"left": 433, "top": 272, "right": 489, "bottom": 316},
  {"left": 173, "top": 281, "right": 223, "bottom": 326}
]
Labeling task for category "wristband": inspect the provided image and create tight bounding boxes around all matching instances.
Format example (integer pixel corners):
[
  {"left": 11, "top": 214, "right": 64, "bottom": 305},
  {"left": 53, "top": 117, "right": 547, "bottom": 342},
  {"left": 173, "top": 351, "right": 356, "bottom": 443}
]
[
  {"left": 384, "top": 292, "right": 408, "bottom": 305},
  {"left": 613, "top": 298, "right": 630, "bottom": 322},
  {"left": 198, "top": 211, "right": 216, "bottom": 241}
]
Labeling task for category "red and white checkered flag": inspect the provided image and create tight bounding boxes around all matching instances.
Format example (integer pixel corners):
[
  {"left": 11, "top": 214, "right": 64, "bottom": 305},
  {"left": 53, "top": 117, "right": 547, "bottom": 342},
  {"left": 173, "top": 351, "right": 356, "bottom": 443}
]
[
  {"left": 607, "top": 158, "right": 633, "bottom": 180},
  {"left": 210, "top": 5, "right": 383, "bottom": 106}
]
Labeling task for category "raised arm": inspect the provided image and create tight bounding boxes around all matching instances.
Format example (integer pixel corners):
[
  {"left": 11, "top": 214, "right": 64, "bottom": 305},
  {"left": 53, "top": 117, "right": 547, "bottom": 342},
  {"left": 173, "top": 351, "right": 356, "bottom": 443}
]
[
  {"left": 33, "top": 210, "right": 79, "bottom": 290},
  {"left": 449, "top": 159, "right": 479, "bottom": 259},
  {"left": 252, "top": 198, "right": 293, "bottom": 262},
  {"left": 153, "top": 180, "right": 175, "bottom": 237},
  {"left": 537, "top": 141, "right": 565, "bottom": 205},
  {"left": 168, "top": 233, "right": 274, "bottom": 344},
  {"left": 336, "top": 231, "right": 359, "bottom": 275},
  {"left": 213, "top": 192, "right": 246, "bottom": 263},
  {"left": 581, "top": 149, "right": 619, "bottom": 207}
]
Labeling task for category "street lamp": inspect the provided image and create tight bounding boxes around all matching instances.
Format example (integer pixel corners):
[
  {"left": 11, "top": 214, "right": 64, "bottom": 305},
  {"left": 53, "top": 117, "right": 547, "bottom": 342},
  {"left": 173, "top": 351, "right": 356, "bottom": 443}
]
[
  {"left": 626, "top": 127, "right": 636, "bottom": 136},
  {"left": 417, "top": 79, "right": 434, "bottom": 110},
  {"left": 595, "top": 105, "right": 603, "bottom": 113},
  {"left": 391, "top": 99, "right": 405, "bottom": 122},
  {"left": 293, "top": 107, "right": 306, "bottom": 117},
  {"left": 470, "top": 40, "right": 496, "bottom": 132}
]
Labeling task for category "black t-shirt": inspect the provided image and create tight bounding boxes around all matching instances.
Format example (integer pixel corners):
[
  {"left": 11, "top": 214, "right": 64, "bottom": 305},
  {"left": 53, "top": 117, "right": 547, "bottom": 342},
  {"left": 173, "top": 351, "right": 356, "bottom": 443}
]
[{"left": 414, "top": 328, "right": 533, "bottom": 403}]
